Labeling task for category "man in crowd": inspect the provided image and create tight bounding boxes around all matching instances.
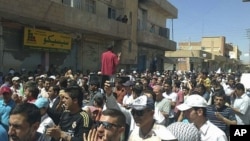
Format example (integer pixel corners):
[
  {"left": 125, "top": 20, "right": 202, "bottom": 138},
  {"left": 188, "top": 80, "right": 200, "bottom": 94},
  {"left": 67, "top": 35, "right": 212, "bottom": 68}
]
[
  {"left": 23, "top": 81, "right": 40, "bottom": 103},
  {"left": 206, "top": 92, "right": 237, "bottom": 138},
  {"left": 88, "top": 79, "right": 103, "bottom": 106},
  {"left": 8, "top": 103, "right": 47, "bottom": 141},
  {"left": 153, "top": 84, "right": 171, "bottom": 126},
  {"left": 163, "top": 80, "right": 177, "bottom": 125},
  {"left": 177, "top": 94, "right": 228, "bottom": 141},
  {"left": 0, "top": 86, "right": 15, "bottom": 131},
  {"left": 122, "top": 80, "right": 134, "bottom": 108},
  {"left": 46, "top": 85, "right": 92, "bottom": 141},
  {"left": 101, "top": 45, "right": 121, "bottom": 76},
  {"left": 228, "top": 83, "right": 250, "bottom": 125},
  {"left": 34, "top": 97, "right": 55, "bottom": 141},
  {"left": 128, "top": 95, "right": 177, "bottom": 141},
  {"left": 84, "top": 109, "right": 126, "bottom": 141}
]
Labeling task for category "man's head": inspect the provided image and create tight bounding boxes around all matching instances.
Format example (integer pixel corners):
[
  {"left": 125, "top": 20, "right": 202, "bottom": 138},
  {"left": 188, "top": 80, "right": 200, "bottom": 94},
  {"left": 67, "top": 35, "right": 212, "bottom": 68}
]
[
  {"left": 177, "top": 94, "right": 208, "bottom": 124},
  {"left": 152, "top": 85, "right": 164, "bottom": 101},
  {"left": 44, "top": 78, "right": 51, "bottom": 91},
  {"left": 47, "top": 85, "right": 60, "bottom": 100},
  {"left": 234, "top": 83, "right": 245, "bottom": 97},
  {"left": 8, "top": 103, "right": 41, "bottom": 141},
  {"left": 227, "top": 75, "right": 235, "bottom": 87},
  {"left": 213, "top": 92, "right": 227, "bottom": 108},
  {"left": 62, "top": 85, "right": 84, "bottom": 110},
  {"left": 24, "top": 81, "right": 39, "bottom": 100},
  {"left": 12, "top": 76, "right": 20, "bottom": 87},
  {"left": 0, "top": 86, "right": 12, "bottom": 103},
  {"left": 89, "top": 79, "right": 100, "bottom": 92},
  {"left": 96, "top": 109, "right": 126, "bottom": 141},
  {"left": 122, "top": 80, "right": 134, "bottom": 93},
  {"left": 107, "top": 45, "right": 114, "bottom": 51},
  {"left": 163, "top": 79, "right": 172, "bottom": 93},
  {"left": 201, "top": 71, "right": 208, "bottom": 78},
  {"left": 131, "top": 82, "right": 143, "bottom": 99},
  {"left": 130, "top": 95, "right": 155, "bottom": 126}
]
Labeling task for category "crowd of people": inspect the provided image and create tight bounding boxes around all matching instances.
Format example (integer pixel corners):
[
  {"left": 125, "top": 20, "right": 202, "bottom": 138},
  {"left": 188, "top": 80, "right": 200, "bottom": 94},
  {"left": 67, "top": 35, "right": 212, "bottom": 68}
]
[{"left": 0, "top": 66, "right": 250, "bottom": 141}]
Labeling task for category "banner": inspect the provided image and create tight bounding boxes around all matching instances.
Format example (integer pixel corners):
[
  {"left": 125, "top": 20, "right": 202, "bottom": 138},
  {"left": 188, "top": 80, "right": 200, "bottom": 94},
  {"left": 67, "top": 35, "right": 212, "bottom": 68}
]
[{"left": 24, "top": 27, "right": 72, "bottom": 51}]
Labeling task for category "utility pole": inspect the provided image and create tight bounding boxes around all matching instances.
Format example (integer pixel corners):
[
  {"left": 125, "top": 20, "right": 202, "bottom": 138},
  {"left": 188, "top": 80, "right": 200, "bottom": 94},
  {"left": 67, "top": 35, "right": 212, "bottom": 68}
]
[{"left": 247, "top": 29, "right": 250, "bottom": 67}]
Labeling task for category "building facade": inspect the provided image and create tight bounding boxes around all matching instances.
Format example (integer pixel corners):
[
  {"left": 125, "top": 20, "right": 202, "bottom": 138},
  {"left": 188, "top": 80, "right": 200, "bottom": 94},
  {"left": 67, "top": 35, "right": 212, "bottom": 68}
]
[
  {"left": 0, "top": 0, "right": 177, "bottom": 74},
  {"left": 165, "top": 36, "right": 242, "bottom": 73}
]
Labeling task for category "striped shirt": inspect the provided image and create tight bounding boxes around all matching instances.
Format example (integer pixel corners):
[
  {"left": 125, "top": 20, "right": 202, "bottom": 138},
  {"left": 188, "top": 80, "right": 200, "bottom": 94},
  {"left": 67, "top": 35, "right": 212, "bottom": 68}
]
[{"left": 206, "top": 105, "right": 236, "bottom": 136}]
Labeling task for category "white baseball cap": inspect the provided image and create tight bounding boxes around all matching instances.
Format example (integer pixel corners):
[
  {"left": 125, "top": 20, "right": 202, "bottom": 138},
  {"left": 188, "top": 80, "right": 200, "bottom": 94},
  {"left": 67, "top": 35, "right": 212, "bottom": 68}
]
[
  {"left": 177, "top": 94, "right": 207, "bottom": 111},
  {"left": 12, "top": 76, "right": 20, "bottom": 81}
]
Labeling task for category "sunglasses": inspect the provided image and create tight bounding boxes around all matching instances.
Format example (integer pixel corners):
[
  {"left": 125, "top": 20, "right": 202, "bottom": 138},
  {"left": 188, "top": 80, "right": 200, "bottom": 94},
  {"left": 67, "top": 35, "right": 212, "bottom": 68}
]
[
  {"left": 131, "top": 109, "right": 151, "bottom": 117},
  {"left": 95, "top": 121, "right": 121, "bottom": 129}
]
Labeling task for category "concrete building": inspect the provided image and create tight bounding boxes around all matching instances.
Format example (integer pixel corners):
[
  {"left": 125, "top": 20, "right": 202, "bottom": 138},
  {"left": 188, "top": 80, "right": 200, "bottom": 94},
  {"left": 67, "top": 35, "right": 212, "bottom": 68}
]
[
  {"left": 165, "top": 36, "right": 242, "bottom": 73},
  {"left": 0, "top": 0, "right": 177, "bottom": 74}
]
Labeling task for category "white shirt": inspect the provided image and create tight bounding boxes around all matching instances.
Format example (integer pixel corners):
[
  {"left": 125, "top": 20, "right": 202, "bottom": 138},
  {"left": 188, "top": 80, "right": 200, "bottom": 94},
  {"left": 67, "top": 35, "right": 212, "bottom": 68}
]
[
  {"left": 123, "top": 94, "right": 134, "bottom": 105},
  {"left": 199, "top": 120, "right": 228, "bottom": 141},
  {"left": 40, "top": 88, "right": 49, "bottom": 98},
  {"left": 233, "top": 93, "right": 250, "bottom": 125},
  {"left": 162, "top": 91, "right": 177, "bottom": 118},
  {"left": 128, "top": 123, "right": 176, "bottom": 141},
  {"left": 37, "top": 113, "right": 55, "bottom": 141},
  {"left": 223, "top": 84, "right": 234, "bottom": 96}
]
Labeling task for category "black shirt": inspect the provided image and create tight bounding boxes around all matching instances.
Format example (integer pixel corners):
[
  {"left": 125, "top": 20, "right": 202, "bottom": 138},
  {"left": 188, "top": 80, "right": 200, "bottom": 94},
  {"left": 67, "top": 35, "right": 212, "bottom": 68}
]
[{"left": 59, "top": 110, "right": 93, "bottom": 141}]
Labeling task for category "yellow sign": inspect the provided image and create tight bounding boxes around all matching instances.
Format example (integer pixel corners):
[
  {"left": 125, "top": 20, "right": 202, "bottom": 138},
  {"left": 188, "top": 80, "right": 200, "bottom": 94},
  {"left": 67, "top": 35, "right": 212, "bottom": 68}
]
[{"left": 24, "top": 27, "right": 72, "bottom": 50}]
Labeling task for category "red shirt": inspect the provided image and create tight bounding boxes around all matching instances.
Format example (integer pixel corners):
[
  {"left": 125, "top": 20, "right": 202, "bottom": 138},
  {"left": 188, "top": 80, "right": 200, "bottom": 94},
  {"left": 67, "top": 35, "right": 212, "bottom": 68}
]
[{"left": 101, "top": 51, "right": 119, "bottom": 76}]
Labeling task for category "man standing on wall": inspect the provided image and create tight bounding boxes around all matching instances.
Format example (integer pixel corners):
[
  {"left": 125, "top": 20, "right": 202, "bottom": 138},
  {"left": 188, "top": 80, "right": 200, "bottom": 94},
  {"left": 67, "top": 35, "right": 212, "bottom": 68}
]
[{"left": 101, "top": 45, "right": 121, "bottom": 77}]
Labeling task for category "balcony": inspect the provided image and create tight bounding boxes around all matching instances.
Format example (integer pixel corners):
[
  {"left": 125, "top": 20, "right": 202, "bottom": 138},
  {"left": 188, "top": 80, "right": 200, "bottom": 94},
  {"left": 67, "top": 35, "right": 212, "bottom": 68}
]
[
  {"left": 0, "top": 0, "right": 131, "bottom": 40},
  {"left": 137, "top": 31, "right": 176, "bottom": 51},
  {"left": 137, "top": 23, "right": 176, "bottom": 51},
  {"left": 139, "top": 0, "right": 178, "bottom": 18}
]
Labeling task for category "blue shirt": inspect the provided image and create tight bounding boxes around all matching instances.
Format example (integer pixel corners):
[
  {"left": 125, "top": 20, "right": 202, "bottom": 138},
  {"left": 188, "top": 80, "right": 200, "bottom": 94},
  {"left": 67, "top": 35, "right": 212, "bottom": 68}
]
[
  {"left": 0, "top": 99, "right": 15, "bottom": 131},
  {"left": 0, "top": 124, "right": 8, "bottom": 141}
]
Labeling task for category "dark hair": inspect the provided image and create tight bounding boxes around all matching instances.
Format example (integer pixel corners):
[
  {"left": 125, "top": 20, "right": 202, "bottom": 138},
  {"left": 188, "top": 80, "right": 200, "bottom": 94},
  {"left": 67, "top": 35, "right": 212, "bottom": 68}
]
[
  {"left": 173, "top": 80, "right": 181, "bottom": 88},
  {"left": 44, "top": 77, "right": 51, "bottom": 82},
  {"left": 213, "top": 91, "right": 227, "bottom": 100},
  {"left": 59, "top": 76, "right": 68, "bottom": 89},
  {"left": 51, "top": 85, "right": 60, "bottom": 95},
  {"left": 102, "top": 109, "right": 126, "bottom": 127},
  {"left": 107, "top": 45, "right": 113, "bottom": 50},
  {"left": 235, "top": 83, "right": 245, "bottom": 92},
  {"left": 10, "top": 103, "right": 41, "bottom": 125},
  {"left": 94, "top": 96, "right": 105, "bottom": 108},
  {"left": 196, "top": 84, "right": 206, "bottom": 92},
  {"left": 164, "top": 78, "right": 172, "bottom": 86},
  {"left": 64, "top": 85, "right": 83, "bottom": 107},
  {"left": 227, "top": 75, "right": 235, "bottom": 81},
  {"left": 201, "top": 71, "right": 208, "bottom": 76},
  {"left": 182, "top": 86, "right": 190, "bottom": 91},
  {"left": 193, "top": 107, "right": 207, "bottom": 116},
  {"left": 143, "top": 89, "right": 156, "bottom": 102},
  {"left": 24, "top": 81, "right": 39, "bottom": 99},
  {"left": 132, "top": 82, "right": 143, "bottom": 96}
]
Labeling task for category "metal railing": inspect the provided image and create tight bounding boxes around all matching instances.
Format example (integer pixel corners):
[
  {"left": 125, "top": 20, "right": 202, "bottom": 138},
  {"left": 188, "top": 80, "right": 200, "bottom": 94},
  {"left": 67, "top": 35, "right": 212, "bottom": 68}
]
[{"left": 138, "top": 22, "right": 170, "bottom": 39}]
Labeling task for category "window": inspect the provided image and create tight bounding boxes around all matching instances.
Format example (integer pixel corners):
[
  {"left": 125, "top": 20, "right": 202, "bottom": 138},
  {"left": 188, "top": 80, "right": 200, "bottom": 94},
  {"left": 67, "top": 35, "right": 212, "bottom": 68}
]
[
  {"left": 128, "top": 41, "right": 132, "bottom": 53},
  {"left": 86, "top": 0, "right": 96, "bottom": 14},
  {"left": 159, "top": 27, "right": 169, "bottom": 39},
  {"left": 108, "top": 7, "right": 116, "bottom": 19}
]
